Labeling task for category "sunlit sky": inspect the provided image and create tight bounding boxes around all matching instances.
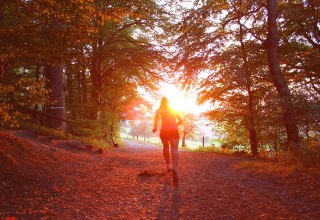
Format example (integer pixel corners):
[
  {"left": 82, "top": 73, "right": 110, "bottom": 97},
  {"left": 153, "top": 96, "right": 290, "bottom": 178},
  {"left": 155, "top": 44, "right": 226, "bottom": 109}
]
[
  {"left": 140, "top": 83, "right": 210, "bottom": 115},
  {"left": 139, "top": 83, "right": 215, "bottom": 138},
  {"left": 158, "top": 84, "right": 200, "bottom": 114},
  {"left": 135, "top": 1, "right": 211, "bottom": 116}
]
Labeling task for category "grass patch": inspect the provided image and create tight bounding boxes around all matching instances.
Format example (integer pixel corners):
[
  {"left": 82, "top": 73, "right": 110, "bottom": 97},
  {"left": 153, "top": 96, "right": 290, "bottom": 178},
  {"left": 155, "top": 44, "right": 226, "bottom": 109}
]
[
  {"left": 21, "top": 122, "right": 111, "bottom": 149},
  {"left": 120, "top": 136, "right": 162, "bottom": 147},
  {"left": 259, "top": 148, "right": 320, "bottom": 168},
  {"left": 73, "top": 135, "right": 110, "bottom": 149},
  {"left": 234, "top": 150, "right": 320, "bottom": 177},
  {"left": 186, "top": 145, "right": 249, "bottom": 156}
]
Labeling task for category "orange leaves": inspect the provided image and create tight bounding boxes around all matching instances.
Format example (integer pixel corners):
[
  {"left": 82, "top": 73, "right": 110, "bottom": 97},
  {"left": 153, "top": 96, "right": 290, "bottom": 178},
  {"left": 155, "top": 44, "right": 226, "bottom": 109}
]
[
  {"left": 0, "top": 77, "right": 51, "bottom": 128},
  {"left": 6, "top": 85, "right": 14, "bottom": 93},
  {"left": 0, "top": 103, "right": 19, "bottom": 128},
  {"left": 93, "top": 7, "right": 133, "bottom": 25},
  {"left": 5, "top": 217, "right": 17, "bottom": 220},
  {"left": 234, "top": 160, "right": 304, "bottom": 178}
]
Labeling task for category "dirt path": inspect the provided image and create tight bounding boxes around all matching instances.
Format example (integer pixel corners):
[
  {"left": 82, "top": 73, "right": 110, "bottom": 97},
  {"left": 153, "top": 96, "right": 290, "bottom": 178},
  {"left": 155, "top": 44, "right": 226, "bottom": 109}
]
[{"left": 1, "top": 137, "right": 320, "bottom": 219}]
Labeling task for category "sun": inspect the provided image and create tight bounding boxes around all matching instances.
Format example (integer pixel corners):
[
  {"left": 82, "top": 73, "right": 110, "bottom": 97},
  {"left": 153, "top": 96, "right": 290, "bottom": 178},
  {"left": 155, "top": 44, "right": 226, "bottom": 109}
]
[{"left": 159, "top": 84, "right": 200, "bottom": 114}]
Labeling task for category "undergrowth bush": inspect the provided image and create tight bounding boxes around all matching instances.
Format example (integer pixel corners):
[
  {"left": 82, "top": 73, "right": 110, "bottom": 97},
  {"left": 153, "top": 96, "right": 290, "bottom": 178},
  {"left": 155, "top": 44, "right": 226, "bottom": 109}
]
[
  {"left": 189, "top": 139, "right": 320, "bottom": 169},
  {"left": 187, "top": 145, "right": 248, "bottom": 155},
  {"left": 258, "top": 139, "right": 320, "bottom": 169},
  {"left": 22, "top": 122, "right": 111, "bottom": 149},
  {"left": 0, "top": 78, "right": 51, "bottom": 128}
]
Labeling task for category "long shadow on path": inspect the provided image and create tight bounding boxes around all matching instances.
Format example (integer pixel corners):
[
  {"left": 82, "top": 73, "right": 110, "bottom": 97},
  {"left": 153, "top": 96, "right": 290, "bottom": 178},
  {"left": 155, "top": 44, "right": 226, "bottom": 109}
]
[{"left": 157, "top": 178, "right": 181, "bottom": 220}]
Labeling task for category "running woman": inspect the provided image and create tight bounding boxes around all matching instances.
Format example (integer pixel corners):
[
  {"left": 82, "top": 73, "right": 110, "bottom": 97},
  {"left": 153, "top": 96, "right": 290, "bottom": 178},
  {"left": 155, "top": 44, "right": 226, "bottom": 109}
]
[{"left": 152, "top": 97, "right": 183, "bottom": 182}]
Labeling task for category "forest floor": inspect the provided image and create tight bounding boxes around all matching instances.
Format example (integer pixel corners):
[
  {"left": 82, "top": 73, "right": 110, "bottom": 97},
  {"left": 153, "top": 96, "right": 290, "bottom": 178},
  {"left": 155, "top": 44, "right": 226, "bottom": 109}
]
[{"left": 0, "top": 130, "right": 320, "bottom": 220}]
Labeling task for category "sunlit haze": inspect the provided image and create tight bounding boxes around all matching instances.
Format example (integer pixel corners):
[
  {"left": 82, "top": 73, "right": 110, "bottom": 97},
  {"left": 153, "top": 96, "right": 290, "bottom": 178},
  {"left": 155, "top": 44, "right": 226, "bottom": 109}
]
[{"left": 156, "top": 83, "right": 208, "bottom": 115}]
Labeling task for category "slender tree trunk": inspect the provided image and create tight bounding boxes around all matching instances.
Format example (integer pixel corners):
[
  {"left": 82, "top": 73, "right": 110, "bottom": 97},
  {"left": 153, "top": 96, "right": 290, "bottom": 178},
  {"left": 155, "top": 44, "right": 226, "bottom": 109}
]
[
  {"left": 66, "top": 68, "right": 74, "bottom": 119},
  {"left": 91, "top": 39, "right": 103, "bottom": 120},
  {"left": 77, "top": 71, "right": 82, "bottom": 118},
  {"left": 247, "top": 89, "right": 258, "bottom": 155},
  {"left": 34, "top": 66, "right": 41, "bottom": 125},
  {"left": 237, "top": 3, "right": 258, "bottom": 155},
  {"left": 266, "top": 0, "right": 300, "bottom": 150},
  {"left": 34, "top": 66, "right": 40, "bottom": 111},
  {"left": 45, "top": 65, "right": 67, "bottom": 132},
  {"left": 305, "top": 121, "right": 309, "bottom": 138},
  {"left": 81, "top": 67, "right": 87, "bottom": 117},
  {"left": 110, "top": 123, "right": 114, "bottom": 144},
  {"left": 182, "top": 133, "right": 186, "bottom": 147}
]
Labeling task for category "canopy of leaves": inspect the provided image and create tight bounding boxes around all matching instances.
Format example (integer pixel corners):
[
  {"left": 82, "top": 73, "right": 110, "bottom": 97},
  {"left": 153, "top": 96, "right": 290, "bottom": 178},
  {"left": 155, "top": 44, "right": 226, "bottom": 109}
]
[
  {"left": 0, "top": 0, "right": 172, "bottom": 141},
  {"left": 174, "top": 0, "right": 320, "bottom": 152}
]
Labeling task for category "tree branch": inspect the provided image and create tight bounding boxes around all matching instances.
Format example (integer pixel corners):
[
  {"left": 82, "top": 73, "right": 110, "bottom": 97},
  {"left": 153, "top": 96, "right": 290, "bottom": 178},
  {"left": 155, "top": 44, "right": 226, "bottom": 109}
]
[{"left": 303, "top": 32, "right": 320, "bottom": 49}]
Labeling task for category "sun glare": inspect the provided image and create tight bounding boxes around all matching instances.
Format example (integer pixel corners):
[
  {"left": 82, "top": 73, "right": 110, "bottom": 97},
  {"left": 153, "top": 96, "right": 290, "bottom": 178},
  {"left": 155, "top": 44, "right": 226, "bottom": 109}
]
[{"left": 159, "top": 84, "right": 200, "bottom": 114}]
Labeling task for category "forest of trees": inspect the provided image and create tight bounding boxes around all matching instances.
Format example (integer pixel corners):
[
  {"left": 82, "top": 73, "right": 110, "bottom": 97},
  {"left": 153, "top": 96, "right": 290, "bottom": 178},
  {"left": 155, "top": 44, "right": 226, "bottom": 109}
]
[
  {"left": 0, "top": 0, "right": 170, "bottom": 140},
  {"left": 125, "top": 112, "right": 199, "bottom": 148},
  {"left": 174, "top": 0, "right": 319, "bottom": 154},
  {"left": 0, "top": 0, "right": 319, "bottom": 155}
]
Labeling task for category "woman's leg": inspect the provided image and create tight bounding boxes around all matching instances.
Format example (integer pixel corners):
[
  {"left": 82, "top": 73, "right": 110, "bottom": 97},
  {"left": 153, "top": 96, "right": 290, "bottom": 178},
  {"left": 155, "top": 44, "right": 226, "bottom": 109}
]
[
  {"left": 170, "top": 138, "right": 179, "bottom": 181},
  {"left": 162, "top": 138, "right": 171, "bottom": 170}
]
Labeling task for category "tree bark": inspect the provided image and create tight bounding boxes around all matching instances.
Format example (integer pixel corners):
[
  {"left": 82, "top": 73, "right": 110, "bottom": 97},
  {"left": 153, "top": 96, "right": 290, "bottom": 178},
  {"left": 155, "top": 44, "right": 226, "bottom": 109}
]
[
  {"left": 182, "top": 133, "right": 186, "bottom": 147},
  {"left": 34, "top": 66, "right": 40, "bottom": 112},
  {"left": 66, "top": 67, "right": 74, "bottom": 118},
  {"left": 266, "top": 0, "right": 300, "bottom": 150},
  {"left": 77, "top": 70, "right": 82, "bottom": 118},
  {"left": 237, "top": 4, "right": 259, "bottom": 155},
  {"left": 81, "top": 67, "right": 87, "bottom": 116},
  {"left": 45, "top": 65, "right": 67, "bottom": 132},
  {"left": 90, "top": 39, "right": 104, "bottom": 121}
]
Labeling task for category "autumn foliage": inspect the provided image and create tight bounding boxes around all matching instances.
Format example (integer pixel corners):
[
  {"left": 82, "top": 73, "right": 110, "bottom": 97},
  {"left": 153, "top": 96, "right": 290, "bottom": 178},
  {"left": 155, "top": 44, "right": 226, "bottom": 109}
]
[{"left": 0, "top": 0, "right": 319, "bottom": 157}]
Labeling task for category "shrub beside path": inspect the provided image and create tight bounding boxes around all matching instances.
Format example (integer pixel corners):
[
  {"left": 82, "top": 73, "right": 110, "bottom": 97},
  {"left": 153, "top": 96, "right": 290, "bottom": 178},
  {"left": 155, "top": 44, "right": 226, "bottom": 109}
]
[{"left": 1, "top": 132, "right": 319, "bottom": 219}]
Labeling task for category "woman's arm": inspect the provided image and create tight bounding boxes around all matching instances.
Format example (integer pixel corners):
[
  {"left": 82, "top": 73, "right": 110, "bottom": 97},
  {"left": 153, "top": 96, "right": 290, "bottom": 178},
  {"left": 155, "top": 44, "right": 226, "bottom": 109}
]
[
  {"left": 176, "top": 112, "right": 183, "bottom": 126},
  {"left": 152, "top": 110, "right": 159, "bottom": 133}
]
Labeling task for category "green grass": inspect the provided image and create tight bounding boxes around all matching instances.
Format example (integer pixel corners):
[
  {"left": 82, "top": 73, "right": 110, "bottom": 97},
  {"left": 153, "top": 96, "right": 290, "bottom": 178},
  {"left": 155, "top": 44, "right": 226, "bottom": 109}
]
[
  {"left": 22, "top": 122, "right": 111, "bottom": 149},
  {"left": 120, "top": 134, "right": 162, "bottom": 146},
  {"left": 119, "top": 133, "right": 221, "bottom": 150}
]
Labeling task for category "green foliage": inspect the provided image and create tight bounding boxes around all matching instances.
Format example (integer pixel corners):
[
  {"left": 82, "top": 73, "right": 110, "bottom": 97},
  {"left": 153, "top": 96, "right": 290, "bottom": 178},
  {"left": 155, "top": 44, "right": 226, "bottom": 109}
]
[
  {"left": 23, "top": 122, "right": 110, "bottom": 149},
  {"left": 187, "top": 145, "right": 249, "bottom": 156},
  {"left": 22, "top": 121, "right": 67, "bottom": 140},
  {"left": 71, "top": 119, "right": 106, "bottom": 137},
  {"left": 74, "top": 135, "right": 110, "bottom": 150}
]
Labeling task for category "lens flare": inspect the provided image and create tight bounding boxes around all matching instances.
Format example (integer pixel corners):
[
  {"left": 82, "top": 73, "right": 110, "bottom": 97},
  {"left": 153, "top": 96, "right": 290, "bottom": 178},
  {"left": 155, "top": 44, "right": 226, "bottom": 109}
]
[{"left": 159, "top": 84, "right": 199, "bottom": 114}]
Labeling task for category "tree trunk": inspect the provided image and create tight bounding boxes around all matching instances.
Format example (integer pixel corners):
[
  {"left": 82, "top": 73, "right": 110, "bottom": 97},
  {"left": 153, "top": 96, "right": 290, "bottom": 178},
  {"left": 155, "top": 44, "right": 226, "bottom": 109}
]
[
  {"left": 305, "top": 121, "right": 309, "bottom": 139},
  {"left": 248, "top": 90, "right": 258, "bottom": 155},
  {"left": 266, "top": 0, "right": 300, "bottom": 150},
  {"left": 34, "top": 66, "right": 41, "bottom": 125},
  {"left": 45, "top": 65, "right": 67, "bottom": 132},
  {"left": 237, "top": 3, "right": 259, "bottom": 155},
  {"left": 34, "top": 66, "right": 40, "bottom": 112},
  {"left": 77, "top": 71, "right": 82, "bottom": 118},
  {"left": 91, "top": 39, "right": 103, "bottom": 121},
  {"left": 81, "top": 67, "right": 87, "bottom": 117},
  {"left": 182, "top": 133, "right": 186, "bottom": 147},
  {"left": 66, "top": 67, "right": 74, "bottom": 119}
]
